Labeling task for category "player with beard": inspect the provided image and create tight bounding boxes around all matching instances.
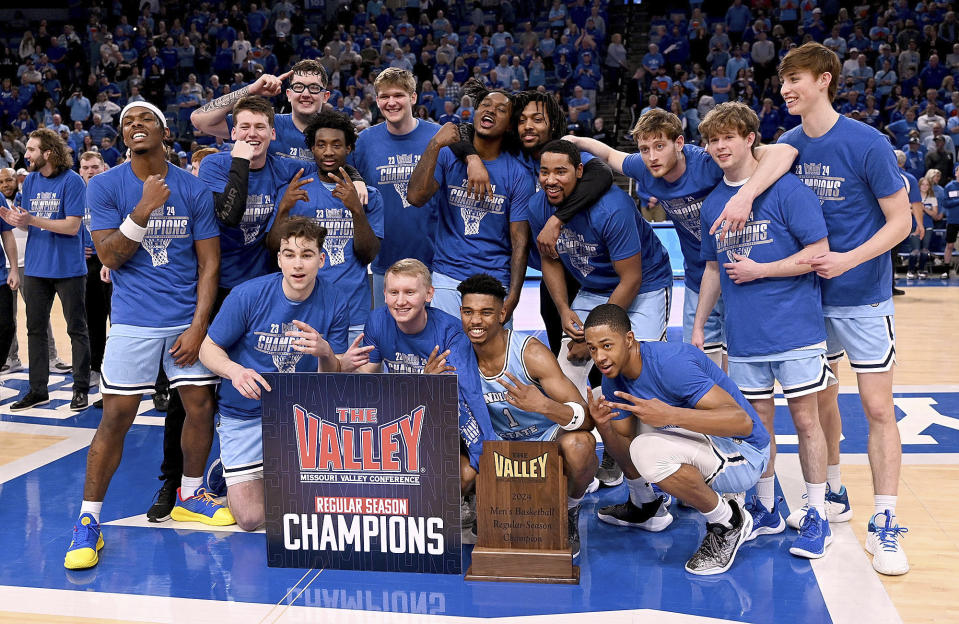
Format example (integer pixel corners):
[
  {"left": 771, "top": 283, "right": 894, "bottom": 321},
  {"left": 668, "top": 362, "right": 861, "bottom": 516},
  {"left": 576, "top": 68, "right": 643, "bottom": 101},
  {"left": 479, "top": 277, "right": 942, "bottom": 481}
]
[
  {"left": 348, "top": 68, "right": 440, "bottom": 308},
  {"left": 199, "top": 217, "right": 359, "bottom": 531},
  {"left": 0, "top": 128, "right": 91, "bottom": 412},
  {"left": 457, "top": 273, "right": 596, "bottom": 557},
  {"left": 407, "top": 81, "right": 533, "bottom": 321},
  {"left": 65, "top": 102, "right": 230, "bottom": 571},
  {"left": 269, "top": 110, "right": 383, "bottom": 345}
]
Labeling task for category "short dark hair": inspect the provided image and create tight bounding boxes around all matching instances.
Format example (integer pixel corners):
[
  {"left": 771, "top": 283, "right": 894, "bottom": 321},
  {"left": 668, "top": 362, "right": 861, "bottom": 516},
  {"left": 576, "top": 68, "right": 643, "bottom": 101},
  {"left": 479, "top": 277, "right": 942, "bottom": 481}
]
[
  {"left": 274, "top": 216, "right": 327, "bottom": 248},
  {"left": 457, "top": 273, "right": 508, "bottom": 301},
  {"left": 539, "top": 139, "right": 581, "bottom": 168},
  {"left": 289, "top": 59, "right": 330, "bottom": 89},
  {"left": 584, "top": 304, "right": 631, "bottom": 334},
  {"left": 304, "top": 110, "right": 357, "bottom": 151},
  {"left": 233, "top": 95, "right": 276, "bottom": 127}
]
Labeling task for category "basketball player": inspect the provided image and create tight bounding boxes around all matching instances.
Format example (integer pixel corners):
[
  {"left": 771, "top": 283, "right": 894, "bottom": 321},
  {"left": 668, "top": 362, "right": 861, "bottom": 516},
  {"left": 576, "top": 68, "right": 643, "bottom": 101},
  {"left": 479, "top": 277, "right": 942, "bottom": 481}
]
[
  {"left": 584, "top": 303, "right": 770, "bottom": 576},
  {"left": 694, "top": 102, "right": 835, "bottom": 558},
  {"left": 199, "top": 217, "right": 361, "bottom": 531},
  {"left": 269, "top": 110, "right": 383, "bottom": 344},
  {"left": 78, "top": 152, "right": 111, "bottom": 403},
  {"left": 457, "top": 273, "right": 598, "bottom": 557},
  {"left": 530, "top": 140, "right": 674, "bottom": 528},
  {"left": 563, "top": 109, "right": 799, "bottom": 369},
  {"left": 348, "top": 68, "right": 440, "bottom": 308},
  {"left": 748, "top": 42, "right": 911, "bottom": 575},
  {"left": 407, "top": 81, "right": 533, "bottom": 320},
  {"left": 358, "top": 259, "right": 494, "bottom": 487},
  {"left": 65, "top": 102, "right": 230, "bottom": 571}
]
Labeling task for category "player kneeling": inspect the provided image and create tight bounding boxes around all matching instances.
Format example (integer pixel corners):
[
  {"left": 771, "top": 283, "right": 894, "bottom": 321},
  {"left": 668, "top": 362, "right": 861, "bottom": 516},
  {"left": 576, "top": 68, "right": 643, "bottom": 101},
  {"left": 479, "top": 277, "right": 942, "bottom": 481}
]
[
  {"left": 198, "top": 217, "right": 368, "bottom": 530},
  {"left": 457, "top": 274, "right": 598, "bottom": 557},
  {"left": 584, "top": 304, "right": 770, "bottom": 575}
]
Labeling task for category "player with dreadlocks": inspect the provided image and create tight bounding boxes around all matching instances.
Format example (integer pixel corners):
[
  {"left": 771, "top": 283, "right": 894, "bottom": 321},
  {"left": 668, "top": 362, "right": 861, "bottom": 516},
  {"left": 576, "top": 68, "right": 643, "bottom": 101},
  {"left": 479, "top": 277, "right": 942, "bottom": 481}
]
[{"left": 407, "top": 79, "right": 534, "bottom": 322}]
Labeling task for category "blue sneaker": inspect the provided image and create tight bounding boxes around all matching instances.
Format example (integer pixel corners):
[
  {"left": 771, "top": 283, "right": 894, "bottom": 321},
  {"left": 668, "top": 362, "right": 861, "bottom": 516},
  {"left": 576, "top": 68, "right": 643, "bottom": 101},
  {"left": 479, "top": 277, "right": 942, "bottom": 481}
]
[
  {"left": 789, "top": 507, "right": 832, "bottom": 559},
  {"left": 64, "top": 513, "right": 104, "bottom": 570},
  {"left": 170, "top": 487, "right": 235, "bottom": 526},
  {"left": 866, "top": 511, "right": 909, "bottom": 575},
  {"left": 825, "top": 485, "right": 853, "bottom": 523},
  {"left": 744, "top": 496, "right": 786, "bottom": 542},
  {"left": 206, "top": 458, "right": 227, "bottom": 497}
]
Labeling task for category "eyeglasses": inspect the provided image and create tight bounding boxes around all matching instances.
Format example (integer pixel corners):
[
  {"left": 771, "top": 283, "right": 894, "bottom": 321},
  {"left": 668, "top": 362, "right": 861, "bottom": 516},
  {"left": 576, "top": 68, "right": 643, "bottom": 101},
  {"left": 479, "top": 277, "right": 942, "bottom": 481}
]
[{"left": 289, "top": 82, "right": 326, "bottom": 94}]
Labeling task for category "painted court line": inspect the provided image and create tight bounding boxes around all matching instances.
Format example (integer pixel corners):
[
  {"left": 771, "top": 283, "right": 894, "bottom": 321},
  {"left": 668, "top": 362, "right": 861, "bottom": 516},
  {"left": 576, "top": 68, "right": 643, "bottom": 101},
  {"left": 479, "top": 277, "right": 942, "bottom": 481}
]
[{"left": 0, "top": 422, "right": 95, "bottom": 485}]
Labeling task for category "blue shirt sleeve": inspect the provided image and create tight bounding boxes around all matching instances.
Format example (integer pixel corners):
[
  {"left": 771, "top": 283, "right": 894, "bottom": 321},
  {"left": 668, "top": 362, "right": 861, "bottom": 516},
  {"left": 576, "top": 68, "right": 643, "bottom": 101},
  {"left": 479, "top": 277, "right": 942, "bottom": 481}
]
[
  {"left": 622, "top": 153, "right": 647, "bottom": 184},
  {"left": 434, "top": 147, "right": 451, "bottom": 188},
  {"left": 87, "top": 174, "right": 122, "bottom": 231},
  {"left": 64, "top": 173, "right": 86, "bottom": 218},
  {"left": 207, "top": 286, "right": 249, "bottom": 350},
  {"left": 780, "top": 179, "right": 829, "bottom": 246},
  {"left": 197, "top": 153, "right": 230, "bottom": 193},
  {"left": 326, "top": 291, "right": 350, "bottom": 354},
  {"left": 863, "top": 137, "right": 906, "bottom": 200},
  {"left": 903, "top": 173, "right": 921, "bottom": 204},
  {"left": 367, "top": 188, "right": 385, "bottom": 238},
  {"left": 507, "top": 162, "right": 534, "bottom": 223},
  {"left": 364, "top": 309, "right": 383, "bottom": 364},
  {"left": 191, "top": 183, "right": 220, "bottom": 241},
  {"left": 661, "top": 350, "right": 717, "bottom": 407},
  {"left": 699, "top": 199, "right": 719, "bottom": 262},
  {"left": 601, "top": 197, "right": 642, "bottom": 262}
]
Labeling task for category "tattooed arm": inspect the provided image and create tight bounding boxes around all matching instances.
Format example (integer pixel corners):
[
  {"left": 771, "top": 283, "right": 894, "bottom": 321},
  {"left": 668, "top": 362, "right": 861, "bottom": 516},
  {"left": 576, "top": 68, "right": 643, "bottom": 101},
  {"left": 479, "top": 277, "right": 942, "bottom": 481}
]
[{"left": 191, "top": 70, "right": 293, "bottom": 138}]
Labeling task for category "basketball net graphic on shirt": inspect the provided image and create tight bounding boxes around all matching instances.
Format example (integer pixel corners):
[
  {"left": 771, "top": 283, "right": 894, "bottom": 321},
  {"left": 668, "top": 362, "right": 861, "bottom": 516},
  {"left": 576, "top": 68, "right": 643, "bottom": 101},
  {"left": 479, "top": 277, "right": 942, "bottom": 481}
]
[
  {"left": 240, "top": 196, "right": 274, "bottom": 245},
  {"left": 713, "top": 213, "right": 773, "bottom": 262},
  {"left": 449, "top": 179, "right": 506, "bottom": 235},
  {"left": 312, "top": 208, "right": 354, "bottom": 265},
  {"left": 143, "top": 212, "right": 190, "bottom": 267},
  {"left": 254, "top": 322, "right": 303, "bottom": 373},
  {"left": 393, "top": 181, "right": 411, "bottom": 207},
  {"left": 660, "top": 195, "right": 705, "bottom": 241},
  {"left": 376, "top": 154, "right": 419, "bottom": 208},
  {"left": 557, "top": 226, "right": 600, "bottom": 277}
]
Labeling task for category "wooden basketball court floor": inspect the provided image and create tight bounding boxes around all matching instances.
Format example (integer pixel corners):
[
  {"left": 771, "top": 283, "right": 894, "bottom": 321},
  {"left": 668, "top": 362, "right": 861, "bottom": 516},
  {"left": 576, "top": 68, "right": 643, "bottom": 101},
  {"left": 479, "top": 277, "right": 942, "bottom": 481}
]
[{"left": 1, "top": 278, "right": 957, "bottom": 624}]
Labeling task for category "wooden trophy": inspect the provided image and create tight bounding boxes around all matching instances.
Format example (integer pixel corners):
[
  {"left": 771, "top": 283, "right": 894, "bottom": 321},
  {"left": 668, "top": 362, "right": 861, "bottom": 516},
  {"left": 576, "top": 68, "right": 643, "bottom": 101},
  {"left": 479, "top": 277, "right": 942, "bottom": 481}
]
[{"left": 465, "top": 440, "right": 579, "bottom": 584}]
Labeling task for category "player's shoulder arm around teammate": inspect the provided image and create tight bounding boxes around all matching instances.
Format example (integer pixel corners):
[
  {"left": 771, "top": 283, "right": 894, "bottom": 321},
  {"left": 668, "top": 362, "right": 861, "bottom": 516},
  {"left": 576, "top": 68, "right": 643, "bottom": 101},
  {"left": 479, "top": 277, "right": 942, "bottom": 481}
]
[
  {"left": 201, "top": 150, "right": 250, "bottom": 227},
  {"left": 407, "top": 122, "right": 458, "bottom": 206},
  {"left": 520, "top": 336, "right": 592, "bottom": 429},
  {"left": 552, "top": 157, "right": 613, "bottom": 224},
  {"left": 564, "top": 135, "right": 628, "bottom": 174}
]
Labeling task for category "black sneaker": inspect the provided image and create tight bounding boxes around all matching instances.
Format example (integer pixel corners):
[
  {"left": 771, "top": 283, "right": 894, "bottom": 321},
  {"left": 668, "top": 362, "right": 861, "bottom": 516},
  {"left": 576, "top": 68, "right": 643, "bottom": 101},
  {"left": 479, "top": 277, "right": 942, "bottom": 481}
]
[
  {"left": 93, "top": 398, "right": 103, "bottom": 409},
  {"left": 153, "top": 387, "right": 170, "bottom": 412},
  {"left": 147, "top": 480, "right": 179, "bottom": 523},
  {"left": 684, "top": 499, "right": 753, "bottom": 576},
  {"left": 10, "top": 392, "right": 50, "bottom": 411},
  {"left": 568, "top": 504, "right": 581, "bottom": 558},
  {"left": 597, "top": 496, "right": 673, "bottom": 531},
  {"left": 892, "top": 287, "right": 905, "bottom": 296},
  {"left": 70, "top": 390, "right": 89, "bottom": 411},
  {"left": 596, "top": 450, "right": 624, "bottom": 487}
]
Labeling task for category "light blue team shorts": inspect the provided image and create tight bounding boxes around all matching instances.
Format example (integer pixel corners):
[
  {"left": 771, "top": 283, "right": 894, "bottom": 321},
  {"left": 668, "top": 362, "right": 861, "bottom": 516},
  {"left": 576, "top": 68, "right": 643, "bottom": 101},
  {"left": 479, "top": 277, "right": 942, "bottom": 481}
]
[
  {"left": 571, "top": 286, "right": 672, "bottom": 342},
  {"left": 100, "top": 325, "right": 219, "bottom": 396},
  {"left": 682, "top": 286, "right": 726, "bottom": 353},
  {"left": 216, "top": 412, "right": 264, "bottom": 486},
  {"left": 822, "top": 300, "right": 896, "bottom": 373},
  {"left": 729, "top": 348, "right": 837, "bottom": 401}
]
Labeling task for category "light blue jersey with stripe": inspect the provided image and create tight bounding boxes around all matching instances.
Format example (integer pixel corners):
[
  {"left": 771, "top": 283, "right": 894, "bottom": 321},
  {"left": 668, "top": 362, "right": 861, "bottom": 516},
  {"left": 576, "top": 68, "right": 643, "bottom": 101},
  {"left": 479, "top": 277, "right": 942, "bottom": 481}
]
[{"left": 480, "top": 330, "right": 559, "bottom": 442}]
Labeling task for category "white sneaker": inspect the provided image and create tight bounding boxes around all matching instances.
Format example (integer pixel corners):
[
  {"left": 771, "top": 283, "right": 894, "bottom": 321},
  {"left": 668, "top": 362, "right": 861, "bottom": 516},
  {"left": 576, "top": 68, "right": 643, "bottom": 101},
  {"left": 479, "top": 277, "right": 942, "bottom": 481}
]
[
  {"left": 786, "top": 487, "right": 854, "bottom": 529},
  {"left": 906, "top": 271, "right": 917, "bottom": 279},
  {"left": 1, "top": 359, "right": 23, "bottom": 375},
  {"left": 585, "top": 477, "right": 600, "bottom": 495},
  {"left": 49, "top": 357, "right": 71, "bottom": 374},
  {"left": 865, "top": 511, "right": 909, "bottom": 575}
]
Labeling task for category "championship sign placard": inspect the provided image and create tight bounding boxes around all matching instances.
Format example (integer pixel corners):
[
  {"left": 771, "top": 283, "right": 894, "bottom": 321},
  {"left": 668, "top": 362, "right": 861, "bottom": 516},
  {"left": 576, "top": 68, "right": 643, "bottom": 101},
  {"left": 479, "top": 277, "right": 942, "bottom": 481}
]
[{"left": 261, "top": 372, "right": 463, "bottom": 574}]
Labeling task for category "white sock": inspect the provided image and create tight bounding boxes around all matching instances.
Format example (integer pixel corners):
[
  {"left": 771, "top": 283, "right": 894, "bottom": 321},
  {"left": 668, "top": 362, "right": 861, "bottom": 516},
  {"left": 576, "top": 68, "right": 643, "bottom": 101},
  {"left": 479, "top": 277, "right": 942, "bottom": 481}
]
[
  {"left": 756, "top": 476, "right": 776, "bottom": 511},
  {"left": 180, "top": 475, "right": 204, "bottom": 499},
  {"left": 827, "top": 464, "right": 842, "bottom": 493},
  {"left": 626, "top": 476, "right": 657, "bottom": 504},
  {"left": 874, "top": 495, "right": 897, "bottom": 519},
  {"left": 806, "top": 482, "right": 827, "bottom": 516},
  {"left": 80, "top": 500, "right": 102, "bottom": 524},
  {"left": 567, "top": 494, "right": 583, "bottom": 510},
  {"left": 703, "top": 495, "right": 733, "bottom": 528}
]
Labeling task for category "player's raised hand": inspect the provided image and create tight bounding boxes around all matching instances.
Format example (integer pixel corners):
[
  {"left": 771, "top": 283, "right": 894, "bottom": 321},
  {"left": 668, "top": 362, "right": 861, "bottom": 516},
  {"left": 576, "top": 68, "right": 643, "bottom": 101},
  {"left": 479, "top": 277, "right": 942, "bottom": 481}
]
[
  {"left": 287, "top": 320, "right": 334, "bottom": 359},
  {"left": 586, "top": 385, "right": 619, "bottom": 426},
  {"left": 231, "top": 139, "right": 254, "bottom": 161},
  {"left": 710, "top": 192, "right": 752, "bottom": 240},
  {"left": 607, "top": 391, "right": 675, "bottom": 428},
  {"left": 329, "top": 167, "right": 362, "bottom": 213},
  {"left": 0, "top": 205, "right": 30, "bottom": 228},
  {"left": 465, "top": 156, "right": 493, "bottom": 204},
  {"left": 251, "top": 70, "right": 293, "bottom": 97},
  {"left": 723, "top": 253, "right": 765, "bottom": 283},
  {"left": 560, "top": 308, "right": 585, "bottom": 341},
  {"left": 338, "top": 333, "right": 375, "bottom": 372},
  {"left": 139, "top": 174, "right": 171, "bottom": 213},
  {"left": 424, "top": 345, "right": 456, "bottom": 374},
  {"left": 231, "top": 366, "right": 272, "bottom": 400},
  {"left": 497, "top": 370, "right": 548, "bottom": 414},
  {"left": 432, "top": 122, "right": 461, "bottom": 148},
  {"left": 278, "top": 169, "right": 312, "bottom": 211}
]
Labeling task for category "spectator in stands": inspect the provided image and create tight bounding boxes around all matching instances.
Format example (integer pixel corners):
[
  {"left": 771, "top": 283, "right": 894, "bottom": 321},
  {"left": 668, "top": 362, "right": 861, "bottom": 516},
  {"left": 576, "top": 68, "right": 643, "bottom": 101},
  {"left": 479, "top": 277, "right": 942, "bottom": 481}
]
[
  {"left": 924, "top": 125, "right": 956, "bottom": 161},
  {"left": 87, "top": 114, "right": 117, "bottom": 146},
  {"left": 927, "top": 136, "right": 956, "bottom": 182},
  {"left": 904, "top": 135, "right": 927, "bottom": 180},
  {"left": 918, "top": 104, "right": 947, "bottom": 142}
]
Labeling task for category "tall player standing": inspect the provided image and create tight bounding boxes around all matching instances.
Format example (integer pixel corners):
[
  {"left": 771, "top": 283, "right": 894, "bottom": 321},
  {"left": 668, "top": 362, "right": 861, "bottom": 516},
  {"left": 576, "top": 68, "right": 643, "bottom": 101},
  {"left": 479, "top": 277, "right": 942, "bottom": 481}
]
[
  {"left": 65, "top": 102, "right": 231, "bottom": 571},
  {"left": 719, "top": 42, "right": 913, "bottom": 575},
  {"left": 349, "top": 68, "right": 440, "bottom": 308}
]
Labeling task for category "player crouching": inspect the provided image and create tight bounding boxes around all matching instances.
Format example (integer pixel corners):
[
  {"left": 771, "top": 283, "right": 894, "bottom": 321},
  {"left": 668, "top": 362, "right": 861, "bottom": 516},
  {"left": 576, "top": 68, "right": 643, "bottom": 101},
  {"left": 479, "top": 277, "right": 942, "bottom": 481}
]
[{"left": 457, "top": 274, "right": 598, "bottom": 557}]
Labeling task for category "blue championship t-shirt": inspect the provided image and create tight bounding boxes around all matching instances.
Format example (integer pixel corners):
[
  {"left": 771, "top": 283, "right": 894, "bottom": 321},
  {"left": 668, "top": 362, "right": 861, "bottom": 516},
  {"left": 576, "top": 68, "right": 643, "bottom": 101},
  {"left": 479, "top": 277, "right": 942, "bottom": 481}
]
[
  {"left": 208, "top": 273, "right": 350, "bottom": 419},
  {"left": 527, "top": 184, "right": 672, "bottom": 295},
  {"left": 623, "top": 145, "right": 722, "bottom": 292},
  {"left": 363, "top": 306, "right": 494, "bottom": 469},
  {"left": 283, "top": 179, "right": 385, "bottom": 328},
  {"left": 199, "top": 151, "right": 303, "bottom": 288},
  {"left": 431, "top": 147, "right": 534, "bottom": 288},
  {"left": 88, "top": 163, "right": 220, "bottom": 327},
  {"left": 899, "top": 170, "right": 927, "bottom": 229},
  {"left": 226, "top": 112, "right": 312, "bottom": 161},
  {"left": 348, "top": 119, "right": 440, "bottom": 273},
  {"left": 604, "top": 341, "right": 769, "bottom": 450},
  {"left": 778, "top": 116, "right": 905, "bottom": 307},
  {"left": 700, "top": 174, "right": 828, "bottom": 358},
  {"left": 21, "top": 169, "right": 87, "bottom": 279}
]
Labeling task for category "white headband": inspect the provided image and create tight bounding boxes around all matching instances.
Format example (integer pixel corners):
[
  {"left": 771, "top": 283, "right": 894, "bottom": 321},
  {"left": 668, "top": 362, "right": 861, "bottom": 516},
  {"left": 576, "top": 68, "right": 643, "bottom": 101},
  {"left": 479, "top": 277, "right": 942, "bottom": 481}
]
[{"left": 118, "top": 101, "right": 167, "bottom": 128}]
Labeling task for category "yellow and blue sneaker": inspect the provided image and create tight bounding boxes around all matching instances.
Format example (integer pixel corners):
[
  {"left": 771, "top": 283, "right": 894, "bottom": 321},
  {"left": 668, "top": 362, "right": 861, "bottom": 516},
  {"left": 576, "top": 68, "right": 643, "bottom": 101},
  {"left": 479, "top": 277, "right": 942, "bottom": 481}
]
[
  {"left": 64, "top": 513, "right": 104, "bottom": 570},
  {"left": 170, "top": 487, "right": 236, "bottom": 526}
]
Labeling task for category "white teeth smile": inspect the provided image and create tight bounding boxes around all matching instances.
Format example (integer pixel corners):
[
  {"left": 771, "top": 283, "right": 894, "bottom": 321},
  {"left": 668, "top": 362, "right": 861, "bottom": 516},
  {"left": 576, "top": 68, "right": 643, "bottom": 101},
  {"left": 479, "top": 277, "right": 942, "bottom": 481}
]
[{"left": 132, "top": 132, "right": 146, "bottom": 139}]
